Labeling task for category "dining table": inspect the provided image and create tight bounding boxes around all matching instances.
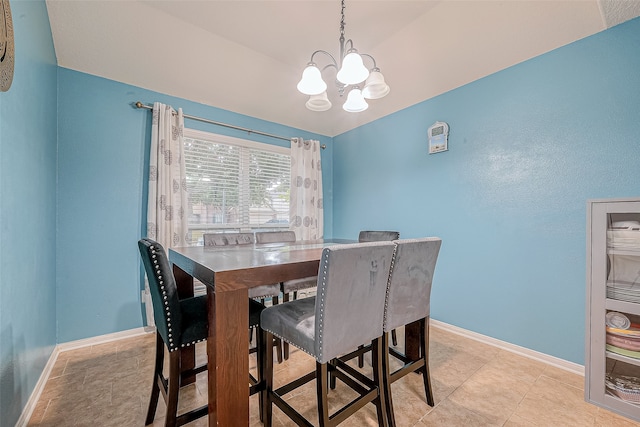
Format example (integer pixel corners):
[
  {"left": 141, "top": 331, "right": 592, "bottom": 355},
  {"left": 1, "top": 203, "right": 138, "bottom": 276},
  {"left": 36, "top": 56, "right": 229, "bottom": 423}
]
[{"left": 168, "top": 238, "right": 422, "bottom": 426}]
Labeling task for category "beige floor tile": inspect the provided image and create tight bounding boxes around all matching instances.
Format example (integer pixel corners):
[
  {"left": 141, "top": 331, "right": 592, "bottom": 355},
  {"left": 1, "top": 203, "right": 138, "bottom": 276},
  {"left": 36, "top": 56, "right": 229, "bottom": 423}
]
[
  {"left": 514, "top": 392, "right": 597, "bottom": 426},
  {"left": 542, "top": 364, "right": 585, "bottom": 390},
  {"left": 595, "top": 407, "right": 640, "bottom": 426},
  {"left": 416, "top": 398, "right": 498, "bottom": 426},
  {"left": 504, "top": 413, "right": 538, "bottom": 426},
  {"left": 447, "top": 363, "right": 531, "bottom": 425},
  {"left": 27, "top": 328, "right": 640, "bottom": 427},
  {"left": 528, "top": 375, "right": 598, "bottom": 419}
]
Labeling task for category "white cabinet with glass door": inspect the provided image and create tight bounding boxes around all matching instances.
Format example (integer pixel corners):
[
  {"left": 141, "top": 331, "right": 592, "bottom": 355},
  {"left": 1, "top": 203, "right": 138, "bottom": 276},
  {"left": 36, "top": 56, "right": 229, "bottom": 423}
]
[{"left": 586, "top": 198, "right": 640, "bottom": 421}]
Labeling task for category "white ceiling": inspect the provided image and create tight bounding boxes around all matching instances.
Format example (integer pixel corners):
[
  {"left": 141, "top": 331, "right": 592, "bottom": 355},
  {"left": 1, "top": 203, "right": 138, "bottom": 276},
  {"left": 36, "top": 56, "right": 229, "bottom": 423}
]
[{"left": 46, "top": 0, "right": 640, "bottom": 137}]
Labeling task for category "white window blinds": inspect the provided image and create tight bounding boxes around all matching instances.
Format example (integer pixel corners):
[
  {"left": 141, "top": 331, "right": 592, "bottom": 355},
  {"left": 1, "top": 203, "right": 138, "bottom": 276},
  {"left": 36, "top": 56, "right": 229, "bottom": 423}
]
[{"left": 183, "top": 129, "right": 290, "bottom": 243}]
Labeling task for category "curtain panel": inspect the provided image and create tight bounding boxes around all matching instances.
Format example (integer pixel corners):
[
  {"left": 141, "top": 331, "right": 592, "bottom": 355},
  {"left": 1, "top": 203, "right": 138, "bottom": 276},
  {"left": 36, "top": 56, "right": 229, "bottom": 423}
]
[
  {"left": 290, "top": 138, "right": 323, "bottom": 240},
  {"left": 147, "top": 102, "right": 190, "bottom": 248}
]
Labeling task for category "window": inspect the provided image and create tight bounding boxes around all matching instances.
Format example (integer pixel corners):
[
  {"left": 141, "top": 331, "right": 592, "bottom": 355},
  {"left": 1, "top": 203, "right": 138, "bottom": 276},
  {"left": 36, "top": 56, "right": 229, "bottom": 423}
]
[{"left": 183, "top": 129, "right": 291, "bottom": 244}]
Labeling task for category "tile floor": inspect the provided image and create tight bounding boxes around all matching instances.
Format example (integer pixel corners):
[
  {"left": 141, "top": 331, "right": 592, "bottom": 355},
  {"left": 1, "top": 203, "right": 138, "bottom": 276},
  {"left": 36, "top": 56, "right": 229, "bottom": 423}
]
[{"left": 26, "top": 325, "right": 640, "bottom": 427}]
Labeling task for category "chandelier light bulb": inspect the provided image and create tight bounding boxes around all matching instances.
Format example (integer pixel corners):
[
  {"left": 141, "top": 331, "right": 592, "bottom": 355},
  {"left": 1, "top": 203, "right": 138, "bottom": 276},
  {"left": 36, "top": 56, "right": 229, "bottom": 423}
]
[
  {"left": 336, "top": 50, "right": 370, "bottom": 85},
  {"left": 297, "top": 64, "right": 327, "bottom": 96},
  {"left": 362, "top": 70, "right": 390, "bottom": 100},
  {"left": 343, "top": 87, "right": 368, "bottom": 112},
  {"left": 305, "top": 92, "right": 332, "bottom": 111}
]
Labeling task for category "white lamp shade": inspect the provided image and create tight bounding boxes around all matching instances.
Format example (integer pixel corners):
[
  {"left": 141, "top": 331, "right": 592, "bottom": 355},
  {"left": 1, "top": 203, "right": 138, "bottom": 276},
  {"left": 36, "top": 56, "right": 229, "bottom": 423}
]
[
  {"left": 297, "top": 65, "right": 327, "bottom": 95},
  {"left": 362, "top": 70, "right": 390, "bottom": 99},
  {"left": 336, "top": 51, "right": 370, "bottom": 85},
  {"left": 305, "top": 92, "right": 332, "bottom": 111},
  {"left": 343, "top": 88, "right": 368, "bottom": 112}
]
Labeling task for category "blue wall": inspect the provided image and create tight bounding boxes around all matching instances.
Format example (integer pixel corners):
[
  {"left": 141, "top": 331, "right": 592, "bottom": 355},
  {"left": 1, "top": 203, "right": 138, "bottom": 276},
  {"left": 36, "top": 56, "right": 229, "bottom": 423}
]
[
  {"left": 0, "top": 0, "right": 57, "bottom": 424},
  {"left": 3, "top": 3, "right": 639, "bottom": 421},
  {"left": 56, "top": 69, "right": 333, "bottom": 343},
  {"left": 333, "top": 17, "right": 640, "bottom": 364}
]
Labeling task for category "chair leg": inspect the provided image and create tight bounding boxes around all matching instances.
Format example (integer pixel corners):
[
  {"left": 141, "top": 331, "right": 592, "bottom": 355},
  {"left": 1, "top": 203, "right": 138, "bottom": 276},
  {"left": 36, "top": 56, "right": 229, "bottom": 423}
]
[
  {"left": 421, "top": 317, "right": 434, "bottom": 406},
  {"left": 382, "top": 332, "right": 397, "bottom": 427},
  {"left": 316, "top": 362, "right": 330, "bottom": 427},
  {"left": 165, "top": 350, "right": 182, "bottom": 427},
  {"left": 145, "top": 332, "right": 164, "bottom": 425},
  {"left": 272, "top": 296, "right": 283, "bottom": 364},
  {"left": 263, "top": 330, "right": 274, "bottom": 427},
  {"left": 256, "top": 322, "right": 265, "bottom": 422},
  {"left": 391, "top": 328, "right": 398, "bottom": 347},
  {"left": 357, "top": 344, "right": 365, "bottom": 368},
  {"left": 282, "top": 292, "right": 290, "bottom": 360},
  {"left": 371, "top": 337, "right": 389, "bottom": 427}
]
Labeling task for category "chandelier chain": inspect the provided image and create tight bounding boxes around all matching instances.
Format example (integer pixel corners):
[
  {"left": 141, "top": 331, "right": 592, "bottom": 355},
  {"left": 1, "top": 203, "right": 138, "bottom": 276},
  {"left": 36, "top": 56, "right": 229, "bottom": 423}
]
[{"left": 340, "top": 0, "right": 346, "bottom": 40}]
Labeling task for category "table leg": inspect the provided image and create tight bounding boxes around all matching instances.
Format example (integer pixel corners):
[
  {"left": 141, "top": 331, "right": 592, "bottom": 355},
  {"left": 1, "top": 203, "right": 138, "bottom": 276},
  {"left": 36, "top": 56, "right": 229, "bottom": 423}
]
[
  {"left": 207, "top": 283, "right": 250, "bottom": 426},
  {"left": 173, "top": 264, "right": 196, "bottom": 385}
]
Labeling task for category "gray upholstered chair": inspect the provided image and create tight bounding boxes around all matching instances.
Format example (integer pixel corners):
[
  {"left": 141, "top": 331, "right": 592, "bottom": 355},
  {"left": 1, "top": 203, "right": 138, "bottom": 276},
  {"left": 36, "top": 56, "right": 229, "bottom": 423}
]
[
  {"left": 203, "top": 232, "right": 283, "bottom": 362},
  {"left": 260, "top": 241, "right": 396, "bottom": 427},
  {"left": 204, "top": 232, "right": 282, "bottom": 302},
  {"left": 254, "top": 230, "right": 296, "bottom": 244},
  {"left": 255, "top": 230, "right": 317, "bottom": 360},
  {"left": 138, "top": 238, "right": 266, "bottom": 426},
  {"left": 358, "top": 230, "right": 400, "bottom": 243},
  {"left": 382, "top": 237, "right": 441, "bottom": 426},
  {"left": 357, "top": 230, "right": 400, "bottom": 367}
]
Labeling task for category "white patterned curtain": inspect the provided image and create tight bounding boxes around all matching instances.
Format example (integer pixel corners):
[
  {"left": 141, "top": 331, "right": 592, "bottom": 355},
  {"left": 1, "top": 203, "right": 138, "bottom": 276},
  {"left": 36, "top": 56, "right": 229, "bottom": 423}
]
[
  {"left": 290, "top": 138, "right": 323, "bottom": 240},
  {"left": 146, "top": 102, "right": 189, "bottom": 248}
]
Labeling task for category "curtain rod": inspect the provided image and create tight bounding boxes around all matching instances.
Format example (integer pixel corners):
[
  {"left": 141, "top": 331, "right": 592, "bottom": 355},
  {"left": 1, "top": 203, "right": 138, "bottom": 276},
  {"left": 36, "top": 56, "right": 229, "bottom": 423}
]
[{"left": 134, "top": 101, "right": 326, "bottom": 149}]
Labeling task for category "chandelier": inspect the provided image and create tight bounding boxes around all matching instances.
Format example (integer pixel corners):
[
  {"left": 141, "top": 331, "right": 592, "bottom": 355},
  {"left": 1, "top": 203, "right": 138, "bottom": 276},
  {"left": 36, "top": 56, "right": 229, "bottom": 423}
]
[{"left": 296, "top": 0, "right": 390, "bottom": 113}]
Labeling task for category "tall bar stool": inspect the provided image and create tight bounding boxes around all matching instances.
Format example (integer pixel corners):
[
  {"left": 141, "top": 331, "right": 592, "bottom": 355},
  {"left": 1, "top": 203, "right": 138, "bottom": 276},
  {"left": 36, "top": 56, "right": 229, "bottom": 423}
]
[
  {"left": 203, "top": 232, "right": 283, "bottom": 362},
  {"left": 357, "top": 230, "right": 400, "bottom": 368},
  {"left": 381, "top": 237, "right": 441, "bottom": 426},
  {"left": 138, "top": 238, "right": 266, "bottom": 426},
  {"left": 260, "top": 241, "right": 396, "bottom": 427},
  {"left": 255, "top": 230, "right": 318, "bottom": 360}
]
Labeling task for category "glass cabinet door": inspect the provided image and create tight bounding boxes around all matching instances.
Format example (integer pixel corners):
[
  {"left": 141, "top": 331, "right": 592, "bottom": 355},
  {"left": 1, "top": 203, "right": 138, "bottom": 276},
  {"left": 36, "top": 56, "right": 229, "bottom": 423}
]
[{"left": 586, "top": 199, "right": 640, "bottom": 421}]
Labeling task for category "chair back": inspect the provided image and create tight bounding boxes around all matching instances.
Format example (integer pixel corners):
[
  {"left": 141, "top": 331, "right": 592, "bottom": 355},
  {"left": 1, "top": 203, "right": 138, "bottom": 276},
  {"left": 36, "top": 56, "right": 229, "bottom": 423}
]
[
  {"left": 384, "top": 238, "right": 442, "bottom": 333},
  {"left": 138, "top": 238, "right": 183, "bottom": 351},
  {"left": 203, "top": 232, "right": 254, "bottom": 246},
  {"left": 314, "top": 241, "right": 396, "bottom": 363},
  {"left": 255, "top": 230, "right": 296, "bottom": 244},
  {"left": 358, "top": 230, "right": 400, "bottom": 242}
]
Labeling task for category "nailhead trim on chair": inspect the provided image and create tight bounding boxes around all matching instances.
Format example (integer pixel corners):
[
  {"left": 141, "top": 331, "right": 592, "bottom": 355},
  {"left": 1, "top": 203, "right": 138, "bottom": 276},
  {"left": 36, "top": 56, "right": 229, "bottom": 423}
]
[
  {"left": 316, "top": 249, "right": 330, "bottom": 362},
  {"left": 383, "top": 244, "right": 398, "bottom": 332},
  {"left": 149, "top": 244, "right": 204, "bottom": 352},
  {"left": 262, "top": 327, "right": 316, "bottom": 359}
]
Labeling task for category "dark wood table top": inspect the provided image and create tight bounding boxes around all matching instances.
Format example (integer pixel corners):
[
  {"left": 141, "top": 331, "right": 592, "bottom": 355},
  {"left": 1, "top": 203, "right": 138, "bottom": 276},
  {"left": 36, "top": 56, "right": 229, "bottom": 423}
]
[{"left": 169, "top": 238, "right": 353, "bottom": 292}]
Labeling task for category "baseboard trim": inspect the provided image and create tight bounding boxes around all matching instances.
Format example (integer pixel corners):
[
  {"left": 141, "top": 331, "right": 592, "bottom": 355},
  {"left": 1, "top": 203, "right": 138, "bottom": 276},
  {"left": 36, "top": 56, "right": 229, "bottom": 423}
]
[
  {"left": 56, "top": 327, "right": 152, "bottom": 352},
  {"left": 16, "top": 327, "right": 154, "bottom": 427},
  {"left": 430, "top": 319, "right": 584, "bottom": 376},
  {"left": 14, "top": 345, "right": 61, "bottom": 427}
]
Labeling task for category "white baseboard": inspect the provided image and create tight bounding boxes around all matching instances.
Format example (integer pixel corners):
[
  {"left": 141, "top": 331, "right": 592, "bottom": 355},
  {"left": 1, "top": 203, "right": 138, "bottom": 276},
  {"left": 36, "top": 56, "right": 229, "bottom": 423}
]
[
  {"left": 56, "top": 327, "right": 151, "bottom": 352},
  {"left": 16, "top": 327, "right": 154, "bottom": 427},
  {"left": 430, "top": 319, "right": 585, "bottom": 376},
  {"left": 14, "top": 345, "right": 61, "bottom": 427}
]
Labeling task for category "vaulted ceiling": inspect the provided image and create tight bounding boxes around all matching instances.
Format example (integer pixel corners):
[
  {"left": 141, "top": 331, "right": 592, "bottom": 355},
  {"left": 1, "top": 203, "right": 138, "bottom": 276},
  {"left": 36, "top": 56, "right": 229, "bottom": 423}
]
[{"left": 46, "top": 1, "right": 640, "bottom": 136}]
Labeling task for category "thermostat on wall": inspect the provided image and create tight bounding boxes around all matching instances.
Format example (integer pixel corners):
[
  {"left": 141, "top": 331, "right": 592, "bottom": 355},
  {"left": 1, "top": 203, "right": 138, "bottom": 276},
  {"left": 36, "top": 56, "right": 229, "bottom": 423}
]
[{"left": 428, "top": 121, "right": 449, "bottom": 154}]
